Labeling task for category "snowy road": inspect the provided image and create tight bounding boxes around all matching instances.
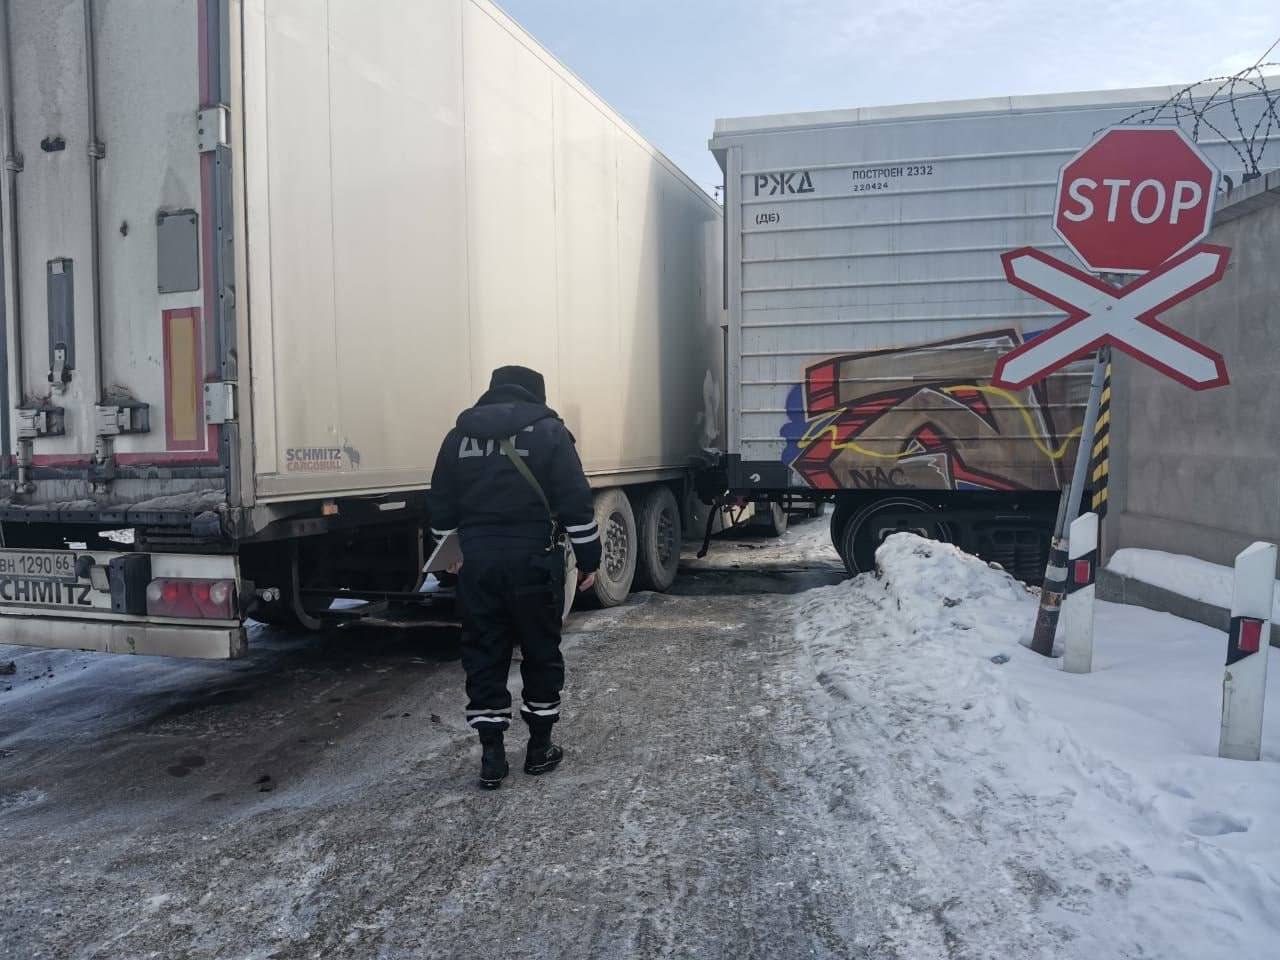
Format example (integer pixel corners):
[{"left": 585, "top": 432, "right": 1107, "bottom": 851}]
[
  {"left": 1, "top": 522, "right": 878, "bottom": 960},
  {"left": 1, "top": 520, "right": 1275, "bottom": 959}
]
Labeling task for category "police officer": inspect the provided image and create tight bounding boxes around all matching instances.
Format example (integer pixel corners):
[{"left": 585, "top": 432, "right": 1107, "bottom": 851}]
[{"left": 428, "top": 366, "right": 601, "bottom": 789}]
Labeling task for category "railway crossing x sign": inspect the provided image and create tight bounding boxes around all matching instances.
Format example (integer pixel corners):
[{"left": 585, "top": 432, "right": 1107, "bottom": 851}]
[{"left": 992, "top": 243, "right": 1231, "bottom": 391}]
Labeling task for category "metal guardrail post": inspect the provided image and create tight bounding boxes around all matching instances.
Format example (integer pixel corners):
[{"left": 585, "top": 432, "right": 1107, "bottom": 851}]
[{"left": 1219, "top": 541, "right": 1277, "bottom": 761}]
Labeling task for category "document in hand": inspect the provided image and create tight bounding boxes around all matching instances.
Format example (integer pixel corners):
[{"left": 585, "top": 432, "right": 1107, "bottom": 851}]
[{"left": 423, "top": 532, "right": 463, "bottom": 573}]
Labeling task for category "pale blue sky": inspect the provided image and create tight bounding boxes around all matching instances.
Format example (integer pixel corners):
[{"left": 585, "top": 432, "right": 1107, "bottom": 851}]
[{"left": 497, "top": 0, "right": 1278, "bottom": 195}]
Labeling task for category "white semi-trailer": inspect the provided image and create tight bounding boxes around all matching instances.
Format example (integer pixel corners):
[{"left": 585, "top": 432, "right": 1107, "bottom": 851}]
[
  {"left": 0, "top": 0, "right": 724, "bottom": 658},
  {"left": 709, "top": 82, "right": 1276, "bottom": 580}
]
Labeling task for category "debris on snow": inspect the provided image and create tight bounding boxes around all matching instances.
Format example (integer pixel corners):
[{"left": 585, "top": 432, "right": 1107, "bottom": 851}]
[{"left": 795, "top": 533, "right": 1280, "bottom": 960}]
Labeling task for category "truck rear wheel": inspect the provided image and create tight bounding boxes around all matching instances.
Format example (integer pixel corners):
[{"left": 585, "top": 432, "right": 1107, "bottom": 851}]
[
  {"left": 634, "top": 485, "right": 681, "bottom": 592},
  {"left": 757, "top": 501, "right": 788, "bottom": 537},
  {"left": 587, "top": 488, "right": 637, "bottom": 608}
]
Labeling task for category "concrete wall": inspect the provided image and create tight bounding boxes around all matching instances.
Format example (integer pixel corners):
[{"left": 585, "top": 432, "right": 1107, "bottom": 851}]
[{"left": 1105, "top": 171, "right": 1280, "bottom": 568}]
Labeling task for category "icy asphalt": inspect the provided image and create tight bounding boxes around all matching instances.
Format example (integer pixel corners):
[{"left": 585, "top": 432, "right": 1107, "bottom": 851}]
[{"left": 1, "top": 520, "right": 1065, "bottom": 960}]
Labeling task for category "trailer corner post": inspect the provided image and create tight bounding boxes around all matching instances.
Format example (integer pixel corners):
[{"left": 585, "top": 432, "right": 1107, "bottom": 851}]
[
  {"left": 82, "top": 0, "right": 107, "bottom": 406},
  {"left": 0, "top": 0, "right": 23, "bottom": 473},
  {"left": 1061, "top": 511, "right": 1099, "bottom": 674},
  {"left": 1219, "top": 541, "right": 1277, "bottom": 762}
]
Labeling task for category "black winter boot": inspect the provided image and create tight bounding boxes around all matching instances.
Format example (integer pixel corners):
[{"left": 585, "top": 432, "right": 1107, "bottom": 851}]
[
  {"left": 478, "top": 733, "right": 509, "bottom": 790},
  {"left": 524, "top": 727, "right": 563, "bottom": 776}
]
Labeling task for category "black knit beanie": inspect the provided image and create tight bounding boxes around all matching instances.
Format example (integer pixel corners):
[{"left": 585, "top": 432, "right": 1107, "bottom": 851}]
[{"left": 489, "top": 365, "right": 547, "bottom": 403}]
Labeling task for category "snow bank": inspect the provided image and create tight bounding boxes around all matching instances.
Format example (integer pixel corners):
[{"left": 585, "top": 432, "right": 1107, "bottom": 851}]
[
  {"left": 1108, "top": 546, "right": 1280, "bottom": 622},
  {"left": 796, "top": 534, "right": 1280, "bottom": 959}
]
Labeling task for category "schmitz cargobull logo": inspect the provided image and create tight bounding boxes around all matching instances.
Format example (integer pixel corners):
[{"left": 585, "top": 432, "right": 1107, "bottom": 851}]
[{"left": 285, "top": 439, "right": 362, "bottom": 473}]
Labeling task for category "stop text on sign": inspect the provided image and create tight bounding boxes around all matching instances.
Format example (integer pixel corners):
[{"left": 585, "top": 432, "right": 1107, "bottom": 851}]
[
  {"left": 1053, "top": 126, "right": 1221, "bottom": 274},
  {"left": 1061, "top": 177, "right": 1204, "bottom": 226}
]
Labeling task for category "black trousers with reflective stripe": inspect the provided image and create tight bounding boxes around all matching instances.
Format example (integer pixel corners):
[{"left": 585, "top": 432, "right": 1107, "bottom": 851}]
[{"left": 457, "top": 547, "right": 564, "bottom": 738}]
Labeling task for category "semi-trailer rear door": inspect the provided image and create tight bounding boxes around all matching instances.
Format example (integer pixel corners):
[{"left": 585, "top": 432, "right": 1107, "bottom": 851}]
[{"left": 0, "top": 0, "right": 231, "bottom": 518}]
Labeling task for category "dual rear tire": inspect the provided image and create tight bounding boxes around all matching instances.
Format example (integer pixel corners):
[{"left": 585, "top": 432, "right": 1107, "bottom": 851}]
[{"left": 583, "top": 485, "right": 681, "bottom": 608}]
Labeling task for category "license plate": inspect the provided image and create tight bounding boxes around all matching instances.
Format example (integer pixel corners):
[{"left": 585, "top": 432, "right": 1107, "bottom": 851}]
[
  {"left": 0, "top": 549, "right": 102, "bottom": 611},
  {"left": 0, "top": 549, "right": 77, "bottom": 581}
]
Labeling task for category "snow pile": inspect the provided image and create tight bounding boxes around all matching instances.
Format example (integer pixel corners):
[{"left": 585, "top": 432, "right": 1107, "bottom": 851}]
[
  {"left": 796, "top": 533, "right": 1280, "bottom": 960},
  {"left": 875, "top": 532, "right": 1034, "bottom": 642},
  {"left": 1109, "top": 547, "right": 1280, "bottom": 622}
]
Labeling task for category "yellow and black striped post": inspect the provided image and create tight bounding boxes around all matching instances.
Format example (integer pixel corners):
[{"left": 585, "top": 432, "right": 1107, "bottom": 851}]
[
  {"left": 1090, "top": 361, "right": 1112, "bottom": 519},
  {"left": 1031, "top": 347, "right": 1110, "bottom": 657}
]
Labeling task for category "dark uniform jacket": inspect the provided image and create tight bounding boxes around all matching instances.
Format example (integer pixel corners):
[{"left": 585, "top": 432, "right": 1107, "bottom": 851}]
[{"left": 428, "top": 384, "right": 602, "bottom": 574}]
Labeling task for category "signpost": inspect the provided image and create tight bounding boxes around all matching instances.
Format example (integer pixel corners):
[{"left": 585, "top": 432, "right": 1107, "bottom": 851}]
[{"left": 999, "top": 125, "right": 1231, "bottom": 658}]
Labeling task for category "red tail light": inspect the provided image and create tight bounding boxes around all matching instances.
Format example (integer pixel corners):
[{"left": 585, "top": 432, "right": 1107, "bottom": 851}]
[{"left": 146, "top": 579, "right": 237, "bottom": 619}]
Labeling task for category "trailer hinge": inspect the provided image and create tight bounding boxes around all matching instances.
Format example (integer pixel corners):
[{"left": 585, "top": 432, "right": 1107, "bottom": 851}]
[
  {"left": 204, "top": 382, "right": 237, "bottom": 423},
  {"left": 197, "top": 106, "right": 229, "bottom": 153},
  {"left": 16, "top": 406, "right": 66, "bottom": 439},
  {"left": 95, "top": 401, "right": 151, "bottom": 436}
]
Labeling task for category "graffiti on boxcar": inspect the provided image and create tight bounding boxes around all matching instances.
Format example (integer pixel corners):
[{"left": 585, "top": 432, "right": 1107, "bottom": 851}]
[{"left": 779, "top": 331, "right": 1085, "bottom": 492}]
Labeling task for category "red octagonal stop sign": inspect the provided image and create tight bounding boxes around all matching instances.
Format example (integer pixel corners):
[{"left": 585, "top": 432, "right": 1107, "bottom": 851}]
[{"left": 1054, "top": 126, "right": 1221, "bottom": 274}]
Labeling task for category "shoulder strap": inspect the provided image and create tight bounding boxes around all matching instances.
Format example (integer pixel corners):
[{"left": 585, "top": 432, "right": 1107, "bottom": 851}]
[{"left": 499, "top": 437, "right": 554, "bottom": 522}]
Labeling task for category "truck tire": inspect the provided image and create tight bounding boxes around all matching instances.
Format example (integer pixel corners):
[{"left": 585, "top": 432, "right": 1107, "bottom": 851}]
[
  {"left": 587, "top": 488, "right": 637, "bottom": 608},
  {"left": 634, "top": 485, "right": 681, "bottom": 592},
  {"left": 760, "top": 501, "right": 788, "bottom": 537}
]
